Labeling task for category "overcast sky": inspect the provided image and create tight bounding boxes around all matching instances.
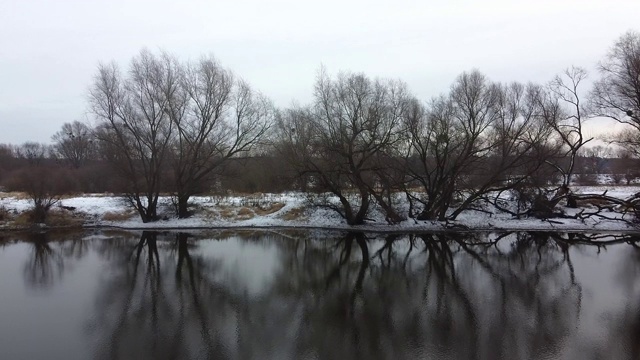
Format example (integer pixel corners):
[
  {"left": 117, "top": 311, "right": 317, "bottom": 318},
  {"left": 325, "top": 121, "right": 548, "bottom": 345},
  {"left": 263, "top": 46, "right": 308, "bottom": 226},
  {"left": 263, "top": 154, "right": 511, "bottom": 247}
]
[{"left": 1, "top": 0, "right": 639, "bottom": 144}]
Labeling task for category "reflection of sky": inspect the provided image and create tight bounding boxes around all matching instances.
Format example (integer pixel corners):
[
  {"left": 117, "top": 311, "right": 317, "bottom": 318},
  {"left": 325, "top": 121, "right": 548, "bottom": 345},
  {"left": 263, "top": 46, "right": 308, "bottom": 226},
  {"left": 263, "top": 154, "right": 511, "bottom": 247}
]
[
  {"left": 0, "top": 242, "right": 103, "bottom": 360},
  {"left": 566, "top": 244, "right": 638, "bottom": 358},
  {"left": 198, "top": 237, "right": 281, "bottom": 296}
]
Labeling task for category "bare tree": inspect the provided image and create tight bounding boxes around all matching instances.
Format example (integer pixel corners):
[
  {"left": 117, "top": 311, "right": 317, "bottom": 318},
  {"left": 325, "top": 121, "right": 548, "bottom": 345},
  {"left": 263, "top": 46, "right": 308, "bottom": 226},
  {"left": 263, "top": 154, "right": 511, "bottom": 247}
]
[
  {"left": 578, "top": 145, "right": 611, "bottom": 181},
  {"left": 6, "top": 166, "right": 72, "bottom": 223},
  {"left": 0, "top": 144, "right": 17, "bottom": 186},
  {"left": 612, "top": 149, "right": 640, "bottom": 185},
  {"left": 90, "top": 50, "right": 178, "bottom": 222},
  {"left": 404, "top": 71, "right": 553, "bottom": 220},
  {"left": 543, "top": 66, "right": 592, "bottom": 187},
  {"left": 277, "top": 70, "right": 410, "bottom": 225},
  {"left": 51, "top": 120, "right": 96, "bottom": 168},
  {"left": 169, "top": 57, "right": 272, "bottom": 218},
  {"left": 590, "top": 31, "right": 640, "bottom": 155},
  {"left": 16, "top": 142, "right": 50, "bottom": 165}
]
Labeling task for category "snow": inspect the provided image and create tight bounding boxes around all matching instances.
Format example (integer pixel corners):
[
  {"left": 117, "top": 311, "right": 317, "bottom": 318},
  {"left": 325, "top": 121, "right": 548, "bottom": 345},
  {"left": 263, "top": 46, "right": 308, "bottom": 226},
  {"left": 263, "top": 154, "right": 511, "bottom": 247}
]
[
  {"left": 2, "top": 187, "right": 640, "bottom": 232},
  {"left": 60, "top": 195, "right": 126, "bottom": 214}
]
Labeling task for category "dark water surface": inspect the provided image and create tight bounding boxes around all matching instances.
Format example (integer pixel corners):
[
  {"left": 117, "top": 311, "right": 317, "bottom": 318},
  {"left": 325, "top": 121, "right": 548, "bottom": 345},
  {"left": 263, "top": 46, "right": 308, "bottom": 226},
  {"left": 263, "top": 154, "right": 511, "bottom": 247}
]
[{"left": 1, "top": 230, "right": 640, "bottom": 360}]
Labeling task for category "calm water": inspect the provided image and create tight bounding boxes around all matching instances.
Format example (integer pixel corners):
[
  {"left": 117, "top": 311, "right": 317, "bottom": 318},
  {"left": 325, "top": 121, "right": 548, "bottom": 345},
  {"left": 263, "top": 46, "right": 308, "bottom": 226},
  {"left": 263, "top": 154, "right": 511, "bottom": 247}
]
[{"left": 0, "top": 230, "right": 639, "bottom": 360}]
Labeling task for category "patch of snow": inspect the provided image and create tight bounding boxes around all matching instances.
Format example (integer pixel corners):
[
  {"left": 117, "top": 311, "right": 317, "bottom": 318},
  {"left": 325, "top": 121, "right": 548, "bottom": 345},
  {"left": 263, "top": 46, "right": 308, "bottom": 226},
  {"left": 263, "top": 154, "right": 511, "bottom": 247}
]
[{"left": 1, "top": 190, "right": 638, "bottom": 232}]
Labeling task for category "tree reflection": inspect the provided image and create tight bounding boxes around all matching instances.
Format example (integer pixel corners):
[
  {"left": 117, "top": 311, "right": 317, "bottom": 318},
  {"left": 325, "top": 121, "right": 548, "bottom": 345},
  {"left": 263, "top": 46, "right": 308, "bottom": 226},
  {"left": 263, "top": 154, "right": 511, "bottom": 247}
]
[
  {"left": 451, "top": 232, "right": 582, "bottom": 359},
  {"left": 82, "top": 230, "right": 640, "bottom": 360},
  {"left": 21, "top": 231, "right": 87, "bottom": 289},
  {"left": 23, "top": 233, "right": 63, "bottom": 288},
  {"left": 599, "top": 242, "right": 640, "bottom": 359},
  {"left": 235, "top": 231, "right": 587, "bottom": 359},
  {"left": 89, "top": 231, "right": 238, "bottom": 360}
]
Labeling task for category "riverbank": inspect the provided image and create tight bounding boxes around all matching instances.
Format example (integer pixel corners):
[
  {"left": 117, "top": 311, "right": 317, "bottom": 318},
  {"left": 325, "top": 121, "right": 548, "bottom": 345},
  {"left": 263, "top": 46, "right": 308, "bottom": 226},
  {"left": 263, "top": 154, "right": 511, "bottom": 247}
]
[{"left": 1, "top": 186, "right": 639, "bottom": 232}]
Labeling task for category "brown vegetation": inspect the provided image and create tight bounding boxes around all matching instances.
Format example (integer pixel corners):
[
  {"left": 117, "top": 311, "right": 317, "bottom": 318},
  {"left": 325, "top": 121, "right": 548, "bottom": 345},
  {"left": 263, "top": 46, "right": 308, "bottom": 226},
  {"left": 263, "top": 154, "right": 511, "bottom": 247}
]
[
  {"left": 253, "top": 202, "right": 285, "bottom": 216},
  {"left": 0, "top": 206, "right": 12, "bottom": 222},
  {"left": 279, "top": 207, "right": 307, "bottom": 221},
  {"left": 102, "top": 210, "right": 136, "bottom": 222}
]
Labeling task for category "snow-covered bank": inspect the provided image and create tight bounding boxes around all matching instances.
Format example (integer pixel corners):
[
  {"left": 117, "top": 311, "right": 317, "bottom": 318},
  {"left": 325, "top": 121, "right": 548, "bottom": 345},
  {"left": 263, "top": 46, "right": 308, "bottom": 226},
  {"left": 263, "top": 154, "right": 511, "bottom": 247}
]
[{"left": 1, "top": 187, "right": 640, "bottom": 232}]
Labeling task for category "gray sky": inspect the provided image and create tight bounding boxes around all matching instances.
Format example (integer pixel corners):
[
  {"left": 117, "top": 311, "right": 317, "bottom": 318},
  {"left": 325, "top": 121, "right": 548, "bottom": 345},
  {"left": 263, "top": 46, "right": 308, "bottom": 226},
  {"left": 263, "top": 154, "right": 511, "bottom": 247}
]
[{"left": 1, "top": 0, "right": 639, "bottom": 144}]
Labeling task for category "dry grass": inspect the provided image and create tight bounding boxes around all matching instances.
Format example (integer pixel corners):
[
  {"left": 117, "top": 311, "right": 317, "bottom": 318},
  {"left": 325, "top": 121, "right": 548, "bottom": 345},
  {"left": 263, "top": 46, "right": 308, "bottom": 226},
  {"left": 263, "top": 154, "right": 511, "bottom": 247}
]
[
  {"left": 199, "top": 207, "right": 217, "bottom": 218},
  {"left": 7, "top": 208, "right": 84, "bottom": 227},
  {"left": 102, "top": 210, "right": 136, "bottom": 221},
  {"left": 0, "top": 207, "right": 12, "bottom": 222},
  {"left": 57, "top": 193, "right": 83, "bottom": 200},
  {"left": 200, "top": 201, "right": 289, "bottom": 221},
  {"left": 212, "top": 206, "right": 263, "bottom": 220},
  {"left": 217, "top": 206, "right": 236, "bottom": 219},
  {"left": 0, "top": 192, "right": 30, "bottom": 200},
  {"left": 46, "top": 209, "right": 84, "bottom": 227},
  {"left": 279, "top": 207, "right": 307, "bottom": 221},
  {"left": 12, "top": 212, "right": 33, "bottom": 226},
  {"left": 253, "top": 202, "right": 285, "bottom": 216},
  {"left": 237, "top": 207, "right": 254, "bottom": 216},
  {"left": 235, "top": 207, "right": 255, "bottom": 220}
]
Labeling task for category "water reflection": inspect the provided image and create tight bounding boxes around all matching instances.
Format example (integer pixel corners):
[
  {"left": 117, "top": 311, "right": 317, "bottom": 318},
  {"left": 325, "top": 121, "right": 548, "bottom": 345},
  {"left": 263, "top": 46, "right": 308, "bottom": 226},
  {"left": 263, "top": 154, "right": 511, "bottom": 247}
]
[
  {"left": 10, "top": 231, "right": 88, "bottom": 289},
  {"left": 601, "top": 242, "right": 640, "bottom": 359},
  {"left": 259, "top": 232, "right": 580, "bottom": 360},
  {"left": 1, "top": 230, "right": 640, "bottom": 359},
  {"left": 87, "top": 232, "right": 238, "bottom": 359}
]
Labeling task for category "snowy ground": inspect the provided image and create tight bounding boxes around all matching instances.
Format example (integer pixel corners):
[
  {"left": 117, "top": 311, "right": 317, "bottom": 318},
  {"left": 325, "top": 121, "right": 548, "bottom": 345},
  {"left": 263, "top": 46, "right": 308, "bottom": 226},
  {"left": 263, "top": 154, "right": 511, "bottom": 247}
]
[{"left": 1, "top": 186, "right": 640, "bottom": 232}]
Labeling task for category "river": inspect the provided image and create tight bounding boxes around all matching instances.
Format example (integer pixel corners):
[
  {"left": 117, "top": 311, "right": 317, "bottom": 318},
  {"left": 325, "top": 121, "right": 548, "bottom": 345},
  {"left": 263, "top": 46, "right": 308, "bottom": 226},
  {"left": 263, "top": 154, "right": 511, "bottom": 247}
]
[{"left": 0, "top": 230, "right": 638, "bottom": 359}]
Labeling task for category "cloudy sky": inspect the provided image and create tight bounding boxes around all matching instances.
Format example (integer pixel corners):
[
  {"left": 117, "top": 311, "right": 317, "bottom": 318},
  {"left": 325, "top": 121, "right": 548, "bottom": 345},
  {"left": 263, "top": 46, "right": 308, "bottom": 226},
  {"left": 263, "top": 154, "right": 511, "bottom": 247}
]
[{"left": 1, "top": 0, "right": 639, "bottom": 144}]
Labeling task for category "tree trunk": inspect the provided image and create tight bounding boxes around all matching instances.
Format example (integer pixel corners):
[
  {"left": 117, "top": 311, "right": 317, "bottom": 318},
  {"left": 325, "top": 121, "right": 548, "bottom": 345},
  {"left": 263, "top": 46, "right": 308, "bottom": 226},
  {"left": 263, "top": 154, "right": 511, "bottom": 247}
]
[
  {"left": 31, "top": 204, "right": 48, "bottom": 224},
  {"left": 416, "top": 201, "right": 437, "bottom": 221},
  {"left": 142, "top": 232, "right": 160, "bottom": 270},
  {"left": 351, "top": 189, "right": 370, "bottom": 225},
  {"left": 416, "top": 211, "right": 434, "bottom": 221},
  {"left": 337, "top": 194, "right": 355, "bottom": 225},
  {"left": 137, "top": 203, "right": 158, "bottom": 223},
  {"left": 177, "top": 195, "right": 190, "bottom": 218},
  {"left": 371, "top": 191, "right": 405, "bottom": 224}
]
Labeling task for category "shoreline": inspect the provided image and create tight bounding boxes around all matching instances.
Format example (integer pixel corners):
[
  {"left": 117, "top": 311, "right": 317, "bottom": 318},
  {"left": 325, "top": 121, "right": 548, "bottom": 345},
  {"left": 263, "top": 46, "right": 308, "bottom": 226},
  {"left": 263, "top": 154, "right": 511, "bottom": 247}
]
[
  {"left": 1, "top": 222, "right": 638, "bottom": 235},
  {"left": 2, "top": 187, "right": 640, "bottom": 234}
]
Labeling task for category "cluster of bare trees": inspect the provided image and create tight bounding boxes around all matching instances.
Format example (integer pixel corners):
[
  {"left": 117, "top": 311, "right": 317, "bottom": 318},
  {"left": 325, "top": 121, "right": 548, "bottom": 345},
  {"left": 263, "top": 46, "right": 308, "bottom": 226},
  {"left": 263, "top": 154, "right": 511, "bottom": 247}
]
[
  {"left": 89, "top": 50, "right": 273, "bottom": 221},
  {"left": 273, "top": 68, "right": 591, "bottom": 223},
  {"left": 2, "top": 31, "right": 640, "bottom": 225},
  {"left": 275, "top": 31, "right": 640, "bottom": 224},
  {"left": 276, "top": 70, "right": 411, "bottom": 224}
]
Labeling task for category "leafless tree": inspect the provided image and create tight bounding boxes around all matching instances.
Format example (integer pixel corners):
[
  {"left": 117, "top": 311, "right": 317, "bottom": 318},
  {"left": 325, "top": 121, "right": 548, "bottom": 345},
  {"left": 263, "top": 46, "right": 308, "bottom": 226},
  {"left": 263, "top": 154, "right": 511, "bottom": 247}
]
[
  {"left": 543, "top": 66, "right": 592, "bottom": 187},
  {"left": 404, "top": 71, "right": 553, "bottom": 220},
  {"left": 590, "top": 31, "right": 640, "bottom": 155},
  {"left": 169, "top": 57, "right": 273, "bottom": 218},
  {"left": 277, "top": 70, "right": 411, "bottom": 225},
  {"left": 51, "top": 120, "right": 96, "bottom": 168},
  {"left": 0, "top": 144, "right": 14, "bottom": 161},
  {"left": 0, "top": 144, "right": 17, "bottom": 186},
  {"left": 612, "top": 149, "right": 640, "bottom": 185},
  {"left": 6, "top": 166, "right": 72, "bottom": 223},
  {"left": 16, "top": 142, "right": 50, "bottom": 165},
  {"left": 90, "top": 50, "right": 179, "bottom": 222},
  {"left": 578, "top": 145, "right": 611, "bottom": 181}
]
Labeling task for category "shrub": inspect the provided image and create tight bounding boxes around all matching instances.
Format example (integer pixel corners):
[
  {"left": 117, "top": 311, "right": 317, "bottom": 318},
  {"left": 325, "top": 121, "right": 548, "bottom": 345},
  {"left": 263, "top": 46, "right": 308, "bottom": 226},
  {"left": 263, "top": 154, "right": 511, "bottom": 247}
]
[
  {"left": 5, "top": 166, "right": 73, "bottom": 223},
  {"left": 0, "top": 206, "right": 11, "bottom": 222}
]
